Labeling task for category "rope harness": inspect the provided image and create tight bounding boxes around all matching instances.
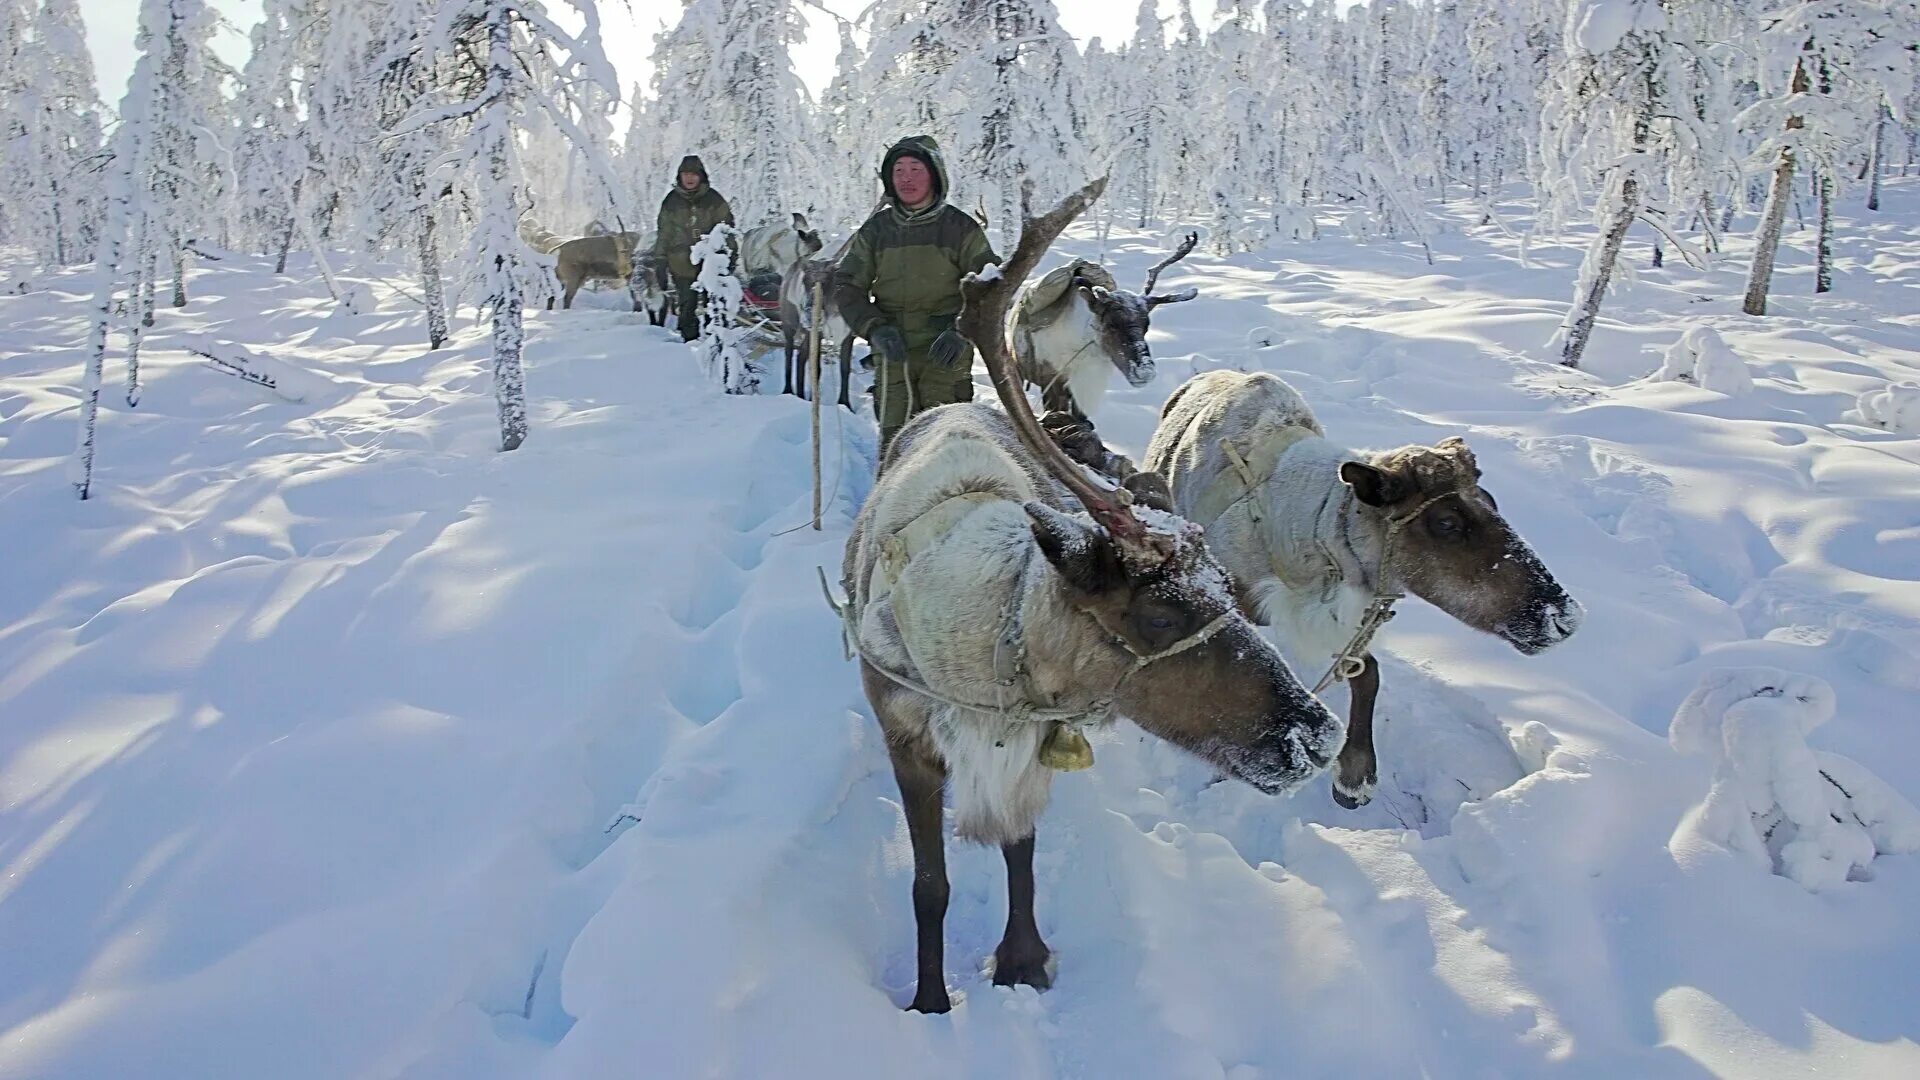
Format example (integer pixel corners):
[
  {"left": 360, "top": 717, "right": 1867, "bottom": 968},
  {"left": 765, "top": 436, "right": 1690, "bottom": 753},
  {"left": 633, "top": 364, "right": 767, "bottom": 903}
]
[
  {"left": 1209, "top": 433, "right": 1456, "bottom": 696},
  {"left": 818, "top": 494, "right": 1236, "bottom": 771}
]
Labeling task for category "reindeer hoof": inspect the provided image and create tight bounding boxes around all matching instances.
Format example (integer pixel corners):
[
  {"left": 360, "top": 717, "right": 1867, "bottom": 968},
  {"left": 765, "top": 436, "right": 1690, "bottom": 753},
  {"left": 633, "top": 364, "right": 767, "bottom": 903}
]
[
  {"left": 1331, "top": 774, "right": 1375, "bottom": 810},
  {"left": 907, "top": 987, "right": 953, "bottom": 1014},
  {"left": 991, "top": 944, "right": 1054, "bottom": 992}
]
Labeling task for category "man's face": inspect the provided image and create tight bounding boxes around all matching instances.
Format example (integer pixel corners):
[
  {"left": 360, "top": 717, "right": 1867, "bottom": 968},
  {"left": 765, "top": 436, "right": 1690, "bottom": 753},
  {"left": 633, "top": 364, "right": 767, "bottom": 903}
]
[
  {"left": 679, "top": 171, "right": 702, "bottom": 191},
  {"left": 891, "top": 157, "right": 934, "bottom": 209}
]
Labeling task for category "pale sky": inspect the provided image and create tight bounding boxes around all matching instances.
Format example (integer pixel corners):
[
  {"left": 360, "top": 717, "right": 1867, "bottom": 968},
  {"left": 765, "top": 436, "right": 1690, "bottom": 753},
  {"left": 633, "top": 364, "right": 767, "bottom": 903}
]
[{"left": 82, "top": 0, "right": 1144, "bottom": 119}]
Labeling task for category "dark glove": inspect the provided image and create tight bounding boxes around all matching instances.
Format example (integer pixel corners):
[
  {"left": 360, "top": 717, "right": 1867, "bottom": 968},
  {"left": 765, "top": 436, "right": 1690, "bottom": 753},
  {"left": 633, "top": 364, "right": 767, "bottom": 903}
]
[
  {"left": 869, "top": 324, "right": 907, "bottom": 368},
  {"left": 928, "top": 329, "right": 972, "bottom": 370}
]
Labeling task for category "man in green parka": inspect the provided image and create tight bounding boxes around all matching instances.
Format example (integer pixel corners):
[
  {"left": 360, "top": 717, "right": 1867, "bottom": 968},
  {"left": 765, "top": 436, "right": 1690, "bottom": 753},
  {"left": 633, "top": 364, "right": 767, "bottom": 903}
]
[
  {"left": 834, "top": 135, "right": 1000, "bottom": 452},
  {"left": 656, "top": 154, "right": 736, "bottom": 342}
]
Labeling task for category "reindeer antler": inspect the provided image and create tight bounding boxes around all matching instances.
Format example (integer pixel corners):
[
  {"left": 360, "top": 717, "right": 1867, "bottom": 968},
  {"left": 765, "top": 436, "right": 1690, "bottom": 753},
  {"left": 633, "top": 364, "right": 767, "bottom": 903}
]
[
  {"left": 959, "top": 177, "right": 1172, "bottom": 565},
  {"left": 1143, "top": 230, "right": 1200, "bottom": 297}
]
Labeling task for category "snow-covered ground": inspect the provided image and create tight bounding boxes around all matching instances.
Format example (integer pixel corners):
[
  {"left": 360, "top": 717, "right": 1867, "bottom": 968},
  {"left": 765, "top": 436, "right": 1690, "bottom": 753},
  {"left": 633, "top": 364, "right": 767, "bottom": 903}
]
[{"left": 4, "top": 186, "right": 1918, "bottom": 1079}]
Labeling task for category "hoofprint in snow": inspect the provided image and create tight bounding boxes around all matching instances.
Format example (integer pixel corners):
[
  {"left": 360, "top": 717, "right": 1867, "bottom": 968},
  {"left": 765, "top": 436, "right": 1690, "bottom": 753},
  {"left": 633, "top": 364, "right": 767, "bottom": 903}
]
[{"left": 4, "top": 187, "right": 1920, "bottom": 1079}]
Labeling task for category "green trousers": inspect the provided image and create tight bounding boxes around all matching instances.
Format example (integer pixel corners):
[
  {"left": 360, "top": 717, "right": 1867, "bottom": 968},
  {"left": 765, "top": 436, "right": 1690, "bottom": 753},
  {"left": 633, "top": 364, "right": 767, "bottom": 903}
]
[
  {"left": 673, "top": 275, "right": 700, "bottom": 342},
  {"left": 876, "top": 349, "right": 974, "bottom": 451}
]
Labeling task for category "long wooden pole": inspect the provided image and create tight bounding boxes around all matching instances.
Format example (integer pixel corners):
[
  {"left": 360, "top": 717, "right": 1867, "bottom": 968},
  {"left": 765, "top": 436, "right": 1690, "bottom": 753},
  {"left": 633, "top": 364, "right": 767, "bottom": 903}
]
[{"left": 809, "top": 281, "right": 825, "bottom": 531}]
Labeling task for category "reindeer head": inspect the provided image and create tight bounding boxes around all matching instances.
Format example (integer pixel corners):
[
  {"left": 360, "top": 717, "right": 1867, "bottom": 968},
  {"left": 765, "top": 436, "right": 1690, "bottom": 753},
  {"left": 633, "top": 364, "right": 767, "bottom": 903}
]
[
  {"left": 1073, "top": 232, "right": 1200, "bottom": 390},
  {"left": 1339, "top": 437, "right": 1583, "bottom": 655},
  {"left": 791, "top": 212, "right": 823, "bottom": 259},
  {"left": 963, "top": 180, "right": 1340, "bottom": 796}
]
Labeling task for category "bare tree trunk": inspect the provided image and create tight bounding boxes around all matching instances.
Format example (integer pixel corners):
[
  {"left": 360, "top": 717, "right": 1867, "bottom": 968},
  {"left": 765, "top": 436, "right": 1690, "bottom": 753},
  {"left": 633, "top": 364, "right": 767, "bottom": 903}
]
[
  {"left": 77, "top": 200, "right": 132, "bottom": 500},
  {"left": 418, "top": 205, "right": 449, "bottom": 350},
  {"left": 1652, "top": 234, "right": 1664, "bottom": 268},
  {"left": 1556, "top": 174, "right": 1639, "bottom": 368},
  {"left": 1867, "top": 105, "right": 1886, "bottom": 211},
  {"left": 1744, "top": 148, "right": 1796, "bottom": 316},
  {"left": 1720, "top": 190, "right": 1737, "bottom": 233},
  {"left": 274, "top": 175, "right": 301, "bottom": 274},
  {"left": 50, "top": 178, "right": 65, "bottom": 266},
  {"left": 1815, "top": 169, "right": 1833, "bottom": 294},
  {"left": 485, "top": 14, "right": 527, "bottom": 453},
  {"left": 170, "top": 232, "right": 188, "bottom": 307},
  {"left": 137, "top": 249, "right": 156, "bottom": 329},
  {"left": 1699, "top": 192, "right": 1720, "bottom": 253},
  {"left": 1745, "top": 59, "right": 1808, "bottom": 317},
  {"left": 128, "top": 243, "right": 156, "bottom": 407}
]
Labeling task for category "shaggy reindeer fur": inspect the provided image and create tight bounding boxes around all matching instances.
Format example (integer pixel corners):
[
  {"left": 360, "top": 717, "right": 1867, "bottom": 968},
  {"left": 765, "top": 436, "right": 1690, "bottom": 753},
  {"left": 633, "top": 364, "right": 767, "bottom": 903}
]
[
  {"left": 846, "top": 402, "right": 1341, "bottom": 843},
  {"left": 741, "top": 213, "right": 822, "bottom": 278},
  {"left": 1145, "top": 370, "right": 1583, "bottom": 807}
]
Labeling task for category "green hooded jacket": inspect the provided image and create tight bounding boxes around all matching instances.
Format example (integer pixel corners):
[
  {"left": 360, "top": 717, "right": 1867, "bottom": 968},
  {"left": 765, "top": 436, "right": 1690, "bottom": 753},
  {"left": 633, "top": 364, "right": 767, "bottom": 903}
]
[
  {"left": 833, "top": 136, "right": 999, "bottom": 348},
  {"left": 655, "top": 155, "right": 735, "bottom": 281}
]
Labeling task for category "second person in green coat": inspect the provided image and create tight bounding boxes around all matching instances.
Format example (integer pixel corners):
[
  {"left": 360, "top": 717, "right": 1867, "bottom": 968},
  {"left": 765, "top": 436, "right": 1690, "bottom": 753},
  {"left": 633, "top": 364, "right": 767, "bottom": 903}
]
[{"left": 656, "top": 154, "right": 736, "bottom": 342}]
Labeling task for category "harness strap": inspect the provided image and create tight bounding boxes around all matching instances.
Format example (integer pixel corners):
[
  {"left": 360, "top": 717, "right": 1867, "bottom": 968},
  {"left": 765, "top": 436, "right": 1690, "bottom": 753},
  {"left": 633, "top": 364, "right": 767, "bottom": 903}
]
[
  {"left": 1192, "top": 426, "right": 1316, "bottom": 527},
  {"left": 1309, "top": 485, "right": 1460, "bottom": 694}
]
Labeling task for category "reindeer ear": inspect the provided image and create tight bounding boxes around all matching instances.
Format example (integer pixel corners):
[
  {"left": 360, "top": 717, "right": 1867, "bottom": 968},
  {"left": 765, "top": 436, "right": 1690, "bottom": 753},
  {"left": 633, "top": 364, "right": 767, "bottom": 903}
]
[
  {"left": 1339, "top": 461, "right": 1413, "bottom": 507},
  {"left": 792, "top": 212, "right": 808, "bottom": 230},
  {"left": 1026, "top": 502, "right": 1125, "bottom": 595}
]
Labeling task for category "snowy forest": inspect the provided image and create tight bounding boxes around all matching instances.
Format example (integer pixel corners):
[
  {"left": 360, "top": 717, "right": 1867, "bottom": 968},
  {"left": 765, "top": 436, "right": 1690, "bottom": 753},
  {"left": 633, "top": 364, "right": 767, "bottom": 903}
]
[
  {"left": 5, "top": 1, "right": 1920, "bottom": 1077},
  {"left": 6, "top": 0, "right": 1920, "bottom": 410}
]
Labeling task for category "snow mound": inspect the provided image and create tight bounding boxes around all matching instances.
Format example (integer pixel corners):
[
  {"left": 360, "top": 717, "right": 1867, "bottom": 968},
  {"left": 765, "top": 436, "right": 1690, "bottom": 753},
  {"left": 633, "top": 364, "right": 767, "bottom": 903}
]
[
  {"left": 1246, "top": 326, "right": 1278, "bottom": 350},
  {"left": 1852, "top": 381, "right": 1920, "bottom": 433},
  {"left": 1653, "top": 326, "right": 1752, "bottom": 395},
  {"left": 1668, "top": 667, "right": 1920, "bottom": 891}
]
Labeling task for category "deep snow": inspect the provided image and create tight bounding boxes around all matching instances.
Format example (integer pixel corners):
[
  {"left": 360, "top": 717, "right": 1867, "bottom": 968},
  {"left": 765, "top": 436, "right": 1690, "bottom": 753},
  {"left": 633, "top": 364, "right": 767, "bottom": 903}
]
[{"left": 3, "top": 184, "right": 1918, "bottom": 1079}]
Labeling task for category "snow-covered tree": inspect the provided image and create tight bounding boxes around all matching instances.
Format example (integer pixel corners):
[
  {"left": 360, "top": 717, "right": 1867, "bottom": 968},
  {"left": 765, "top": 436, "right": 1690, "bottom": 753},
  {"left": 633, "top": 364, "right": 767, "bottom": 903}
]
[
  {"left": 1539, "top": 0, "right": 1700, "bottom": 367},
  {"left": 645, "top": 0, "right": 823, "bottom": 227},
  {"left": 3, "top": 0, "right": 107, "bottom": 268},
  {"left": 394, "top": 0, "right": 627, "bottom": 451},
  {"left": 1740, "top": 0, "right": 1919, "bottom": 312}
]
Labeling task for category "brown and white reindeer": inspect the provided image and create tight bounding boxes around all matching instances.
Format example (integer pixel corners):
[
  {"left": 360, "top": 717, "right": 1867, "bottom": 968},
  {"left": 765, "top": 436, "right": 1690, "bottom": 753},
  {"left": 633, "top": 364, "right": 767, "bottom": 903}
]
[
  {"left": 518, "top": 210, "right": 660, "bottom": 314},
  {"left": 1010, "top": 231, "right": 1200, "bottom": 420},
  {"left": 838, "top": 181, "right": 1341, "bottom": 1014},
  {"left": 1144, "top": 370, "right": 1584, "bottom": 810}
]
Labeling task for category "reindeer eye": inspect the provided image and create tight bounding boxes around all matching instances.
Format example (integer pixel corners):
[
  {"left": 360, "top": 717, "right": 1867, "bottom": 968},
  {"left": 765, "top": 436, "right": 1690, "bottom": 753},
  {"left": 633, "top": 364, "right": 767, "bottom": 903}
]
[
  {"left": 1149, "top": 615, "right": 1174, "bottom": 631},
  {"left": 1429, "top": 510, "right": 1466, "bottom": 538}
]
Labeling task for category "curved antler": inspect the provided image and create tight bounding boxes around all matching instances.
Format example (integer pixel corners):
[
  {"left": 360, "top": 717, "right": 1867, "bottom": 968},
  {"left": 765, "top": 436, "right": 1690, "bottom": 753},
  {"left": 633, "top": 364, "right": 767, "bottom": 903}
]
[
  {"left": 1143, "top": 230, "right": 1200, "bottom": 296},
  {"left": 959, "top": 177, "right": 1171, "bottom": 564}
]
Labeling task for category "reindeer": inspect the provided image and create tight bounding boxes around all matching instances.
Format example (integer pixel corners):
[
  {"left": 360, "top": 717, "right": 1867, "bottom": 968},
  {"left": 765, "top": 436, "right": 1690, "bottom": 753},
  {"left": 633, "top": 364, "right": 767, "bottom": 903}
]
[
  {"left": 548, "top": 231, "right": 649, "bottom": 311},
  {"left": 1143, "top": 370, "right": 1584, "bottom": 810},
  {"left": 1011, "top": 231, "right": 1200, "bottom": 420},
  {"left": 740, "top": 212, "right": 823, "bottom": 279},
  {"left": 837, "top": 180, "right": 1341, "bottom": 1015},
  {"left": 777, "top": 255, "right": 855, "bottom": 406},
  {"left": 629, "top": 249, "right": 670, "bottom": 326}
]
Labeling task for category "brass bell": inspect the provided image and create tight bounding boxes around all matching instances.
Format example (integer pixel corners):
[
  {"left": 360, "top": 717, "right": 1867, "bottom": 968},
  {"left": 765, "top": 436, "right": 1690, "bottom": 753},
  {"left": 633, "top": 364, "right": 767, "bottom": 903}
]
[{"left": 1039, "top": 722, "right": 1094, "bottom": 771}]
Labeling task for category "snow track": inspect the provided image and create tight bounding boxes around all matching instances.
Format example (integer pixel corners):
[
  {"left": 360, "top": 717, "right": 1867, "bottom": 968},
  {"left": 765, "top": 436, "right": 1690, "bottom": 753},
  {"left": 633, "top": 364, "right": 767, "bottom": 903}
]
[{"left": 5, "top": 189, "right": 1920, "bottom": 1077}]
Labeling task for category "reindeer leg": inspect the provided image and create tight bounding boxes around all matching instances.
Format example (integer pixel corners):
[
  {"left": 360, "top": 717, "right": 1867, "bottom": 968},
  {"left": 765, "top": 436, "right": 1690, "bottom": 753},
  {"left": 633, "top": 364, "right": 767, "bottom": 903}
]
[
  {"left": 888, "top": 736, "right": 952, "bottom": 1014},
  {"left": 783, "top": 330, "right": 796, "bottom": 396},
  {"left": 838, "top": 337, "right": 854, "bottom": 410},
  {"left": 1331, "top": 653, "right": 1379, "bottom": 809},
  {"left": 992, "top": 834, "right": 1052, "bottom": 991}
]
